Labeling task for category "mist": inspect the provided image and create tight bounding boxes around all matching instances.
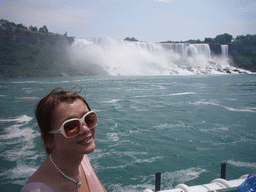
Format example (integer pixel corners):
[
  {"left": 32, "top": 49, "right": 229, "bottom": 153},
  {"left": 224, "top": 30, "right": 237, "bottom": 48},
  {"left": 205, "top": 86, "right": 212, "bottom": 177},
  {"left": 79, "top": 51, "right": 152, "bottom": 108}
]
[{"left": 68, "top": 37, "right": 249, "bottom": 76}]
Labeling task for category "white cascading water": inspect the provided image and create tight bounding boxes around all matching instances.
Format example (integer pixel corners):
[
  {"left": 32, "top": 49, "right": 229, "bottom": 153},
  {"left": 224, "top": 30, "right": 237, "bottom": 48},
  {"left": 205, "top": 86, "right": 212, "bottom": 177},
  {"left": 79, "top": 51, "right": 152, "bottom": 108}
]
[
  {"left": 221, "top": 45, "right": 229, "bottom": 58},
  {"left": 69, "top": 37, "right": 247, "bottom": 75}
]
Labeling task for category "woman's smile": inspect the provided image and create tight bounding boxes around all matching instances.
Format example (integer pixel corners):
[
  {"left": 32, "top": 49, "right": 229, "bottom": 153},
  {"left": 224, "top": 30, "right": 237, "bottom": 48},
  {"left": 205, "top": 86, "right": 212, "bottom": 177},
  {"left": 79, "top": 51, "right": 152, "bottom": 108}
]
[{"left": 77, "top": 135, "right": 94, "bottom": 144}]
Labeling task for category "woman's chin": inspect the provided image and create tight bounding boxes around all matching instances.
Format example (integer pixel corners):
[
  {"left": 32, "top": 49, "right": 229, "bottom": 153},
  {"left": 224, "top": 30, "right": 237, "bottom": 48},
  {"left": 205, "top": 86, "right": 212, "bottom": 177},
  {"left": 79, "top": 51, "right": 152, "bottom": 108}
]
[{"left": 83, "top": 140, "right": 96, "bottom": 154}]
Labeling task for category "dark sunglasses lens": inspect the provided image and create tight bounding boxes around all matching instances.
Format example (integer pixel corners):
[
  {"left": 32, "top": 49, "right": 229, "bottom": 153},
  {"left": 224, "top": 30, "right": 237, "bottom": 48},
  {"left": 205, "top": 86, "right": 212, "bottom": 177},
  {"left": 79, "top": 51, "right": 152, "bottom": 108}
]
[
  {"left": 84, "top": 112, "right": 97, "bottom": 128},
  {"left": 64, "top": 120, "right": 80, "bottom": 137}
]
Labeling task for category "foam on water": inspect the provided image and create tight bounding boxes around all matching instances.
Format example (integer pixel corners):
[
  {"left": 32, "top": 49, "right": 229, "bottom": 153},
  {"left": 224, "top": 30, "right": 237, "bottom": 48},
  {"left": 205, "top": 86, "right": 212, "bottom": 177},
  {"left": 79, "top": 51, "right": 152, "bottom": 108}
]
[
  {"left": 133, "top": 156, "right": 164, "bottom": 164},
  {"left": 154, "top": 122, "right": 192, "bottom": 130},
  {"left": 169, "top": 92, "right": 196, "bottom": 96},
  {"left": 11, "top": 80, "right": 45, "bottom": 84},
  {"left": 227, "top": 160, "right": 256, "bottom": 169},
  {"left": 110, "top": 123, "right": 118, "bottom": 130},
  {"left": 190, "top": 99, "right": 220, "bottom": 106},
  {"left": 190, "top": 100, "right": 256, "bottom": 113},
  {"left": 200, "top": 125, "right": 229, "bottom": 132},
  {"left": 107, "top": 139, "right": 139, "bottom": 149},
  {"left": 0, "top": 115, "right": 41, "bottom": 185},
  {"left": 0, "top": 120, "right": 39, "bottom": 158},
  {"left": 161, "top": 167, "right": 208, "bottom": 189},
  {"left": 224, "top": 106, "right": 256, "bottom": 113},
  {"left": 0, "top": 115, "right": 33, "bottom": 123},
  {"left": 107, "top": 132, "right": 120, "bottom": 141},
  {"left": 102, "top": 152, "right": 164, "bottom": 171},
  {"left": 101, "top": 99, "right": 120, "bottom": 103},
  {"left": 0, "top": 163, "right": 37, "bottom": 180}
]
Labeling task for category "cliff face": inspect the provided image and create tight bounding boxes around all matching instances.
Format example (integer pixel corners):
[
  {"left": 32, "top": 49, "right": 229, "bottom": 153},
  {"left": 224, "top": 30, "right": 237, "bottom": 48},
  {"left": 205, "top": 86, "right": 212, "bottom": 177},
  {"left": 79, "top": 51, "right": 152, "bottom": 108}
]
[
  {"left": 229, "top": 44, "right": 256, "bottom": 56},
  {"left": 209, "top": 43, "right": 222, "bottom": 55},
  {"left": 228, "top": 43, "right": 256, "bottom": 72},
  {"left": 0, "top": 26, "right": 91, "bottom": 78}
]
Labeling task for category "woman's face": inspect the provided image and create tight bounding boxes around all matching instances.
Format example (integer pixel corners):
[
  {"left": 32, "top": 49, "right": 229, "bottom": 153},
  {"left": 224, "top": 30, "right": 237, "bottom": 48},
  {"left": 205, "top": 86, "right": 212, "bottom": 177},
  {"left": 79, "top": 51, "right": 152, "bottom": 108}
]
[{"left": 51, "top": 98, "right": 96, "bottom": 156}]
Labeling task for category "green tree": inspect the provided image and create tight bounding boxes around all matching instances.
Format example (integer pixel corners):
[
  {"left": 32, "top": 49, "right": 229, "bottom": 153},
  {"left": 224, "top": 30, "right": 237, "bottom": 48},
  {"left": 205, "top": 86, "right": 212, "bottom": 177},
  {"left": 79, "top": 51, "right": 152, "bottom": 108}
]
[
  {"left": 29, "top": 25, "right": 38, "bottom": 31},
  {"left": 16, "top": 23, "right": 27, "bottom": 30},
  {"left": 214, "top": 33, "right": 233, "bottom": 44},
  {"left": 124, "top": 37, "right": 138, "bottom": 42},
  {"left": 43, "top": 25, "right": 48, "bottom": 33},
  {"left": 204, "top": 38, "right": 213, "bottom": 43},
  {"left": 39, "top": 25, "right": 48, "bottom": 33}
]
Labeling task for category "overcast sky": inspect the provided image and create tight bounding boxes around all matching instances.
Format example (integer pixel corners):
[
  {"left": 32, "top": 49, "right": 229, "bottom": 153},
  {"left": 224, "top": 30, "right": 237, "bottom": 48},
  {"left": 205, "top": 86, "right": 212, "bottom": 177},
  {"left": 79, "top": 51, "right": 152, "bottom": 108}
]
[{"left": 1, "top": 0, "right": 255, "bottom": 42}]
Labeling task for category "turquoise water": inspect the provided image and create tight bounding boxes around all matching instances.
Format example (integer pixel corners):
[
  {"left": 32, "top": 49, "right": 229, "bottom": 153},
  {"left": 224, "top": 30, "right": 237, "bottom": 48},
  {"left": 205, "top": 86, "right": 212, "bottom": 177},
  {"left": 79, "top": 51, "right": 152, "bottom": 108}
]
[{"left": 0, "top": 75, "right": 256, "bottom": 191}]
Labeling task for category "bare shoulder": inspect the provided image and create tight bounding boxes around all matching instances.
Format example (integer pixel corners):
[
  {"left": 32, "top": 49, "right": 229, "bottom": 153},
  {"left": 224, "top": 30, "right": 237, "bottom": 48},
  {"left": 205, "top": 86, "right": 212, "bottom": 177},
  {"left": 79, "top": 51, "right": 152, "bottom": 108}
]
[
  {"left": 26, "top": 158, "right": 78, "bottom": 192},
  {"left": 27, "top": 158, "right": 56, "bottom": 184}
]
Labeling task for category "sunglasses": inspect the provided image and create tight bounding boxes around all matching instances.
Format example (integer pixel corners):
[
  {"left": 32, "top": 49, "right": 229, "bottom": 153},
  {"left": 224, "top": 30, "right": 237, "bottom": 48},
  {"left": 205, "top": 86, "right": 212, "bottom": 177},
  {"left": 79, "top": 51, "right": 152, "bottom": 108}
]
[{"left": 48, "top": 111, "right": 98, "bottom": 138}]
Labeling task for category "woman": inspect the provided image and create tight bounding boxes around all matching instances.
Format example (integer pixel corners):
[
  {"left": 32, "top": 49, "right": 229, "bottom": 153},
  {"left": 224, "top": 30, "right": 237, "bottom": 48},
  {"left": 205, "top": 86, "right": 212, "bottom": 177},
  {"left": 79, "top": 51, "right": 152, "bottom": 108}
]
[{"left": 21, "top": 88, "right": 107, "bottom": 192}]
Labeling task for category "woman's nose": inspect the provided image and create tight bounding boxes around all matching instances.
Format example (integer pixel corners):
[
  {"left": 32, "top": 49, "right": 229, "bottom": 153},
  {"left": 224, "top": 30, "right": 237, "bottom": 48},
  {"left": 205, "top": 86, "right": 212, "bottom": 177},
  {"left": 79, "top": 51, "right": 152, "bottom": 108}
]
[{"left": 80, "top": 122, "right": 90, "bottom": 134}]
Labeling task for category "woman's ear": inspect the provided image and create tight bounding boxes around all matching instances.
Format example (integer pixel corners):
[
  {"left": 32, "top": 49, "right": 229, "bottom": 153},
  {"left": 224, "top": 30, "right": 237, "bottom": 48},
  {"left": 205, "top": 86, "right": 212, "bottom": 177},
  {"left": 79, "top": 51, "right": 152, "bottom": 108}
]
[{"left": 41, "top": 134, "right": 54, "bottom": 149}]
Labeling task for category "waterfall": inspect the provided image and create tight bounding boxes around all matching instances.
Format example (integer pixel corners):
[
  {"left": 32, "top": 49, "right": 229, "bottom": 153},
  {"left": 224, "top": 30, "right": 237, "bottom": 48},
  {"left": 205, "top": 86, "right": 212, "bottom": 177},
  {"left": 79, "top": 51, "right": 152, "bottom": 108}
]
[
  {"left": 221, "top": 45, "right": 228, "bottom": 57},
  {"left": 160, "top": 43, "right": 211, "bottom": 59},
  {"left": 69, "top": 37, "right": 246, "bottom": 75}
]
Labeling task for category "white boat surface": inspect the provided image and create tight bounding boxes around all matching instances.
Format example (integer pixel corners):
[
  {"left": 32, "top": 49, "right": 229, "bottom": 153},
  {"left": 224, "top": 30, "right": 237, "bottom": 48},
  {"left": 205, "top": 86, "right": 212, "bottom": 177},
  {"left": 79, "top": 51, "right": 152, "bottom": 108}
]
[{"left": 143, "top": 174, "right": 248, "bottom": 192}]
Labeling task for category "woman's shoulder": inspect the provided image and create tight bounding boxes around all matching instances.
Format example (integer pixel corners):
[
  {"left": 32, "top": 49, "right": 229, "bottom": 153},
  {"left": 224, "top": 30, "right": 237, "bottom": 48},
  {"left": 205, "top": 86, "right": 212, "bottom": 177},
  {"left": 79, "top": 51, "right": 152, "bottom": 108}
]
[
  {"left": 22, "top": 158, "right": 57, "bottom": 191},
  {"left": 21, "top": 182, "right": 55, "bottom": 192}
]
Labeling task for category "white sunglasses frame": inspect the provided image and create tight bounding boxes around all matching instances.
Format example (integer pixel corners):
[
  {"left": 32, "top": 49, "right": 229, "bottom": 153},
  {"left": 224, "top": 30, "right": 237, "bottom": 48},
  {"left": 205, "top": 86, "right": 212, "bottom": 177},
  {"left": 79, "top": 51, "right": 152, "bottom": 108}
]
[{"left": 48, "top": 111, "right": 98, "bottom": 138}]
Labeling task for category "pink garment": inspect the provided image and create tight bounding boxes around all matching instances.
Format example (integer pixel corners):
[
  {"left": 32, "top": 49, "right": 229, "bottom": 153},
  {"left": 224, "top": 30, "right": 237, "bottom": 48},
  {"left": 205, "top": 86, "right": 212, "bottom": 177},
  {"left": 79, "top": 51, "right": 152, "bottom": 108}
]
[
  {"left": 21, "top": 155, "right": 105, "bottom": 192},
  {"left": 81, "top": 155, "right": 105, "bottom": 192},
  {"left": 21, "top": 182, "right": 54, "bottom": 192}
]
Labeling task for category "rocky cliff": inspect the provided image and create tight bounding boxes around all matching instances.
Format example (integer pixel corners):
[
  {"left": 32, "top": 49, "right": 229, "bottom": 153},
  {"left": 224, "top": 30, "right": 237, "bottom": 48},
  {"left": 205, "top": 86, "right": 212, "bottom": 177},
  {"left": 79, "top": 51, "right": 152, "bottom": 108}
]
[{"left": 0, "top": 25, "right": 93, "bottom": 78}]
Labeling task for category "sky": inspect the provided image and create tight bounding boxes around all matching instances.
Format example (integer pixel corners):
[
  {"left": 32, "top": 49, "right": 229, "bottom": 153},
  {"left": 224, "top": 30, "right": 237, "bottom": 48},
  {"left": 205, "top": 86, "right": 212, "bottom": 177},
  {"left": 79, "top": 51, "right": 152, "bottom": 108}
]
[{"left": 1, "top": 0, "right": 256, "bottom": 42}]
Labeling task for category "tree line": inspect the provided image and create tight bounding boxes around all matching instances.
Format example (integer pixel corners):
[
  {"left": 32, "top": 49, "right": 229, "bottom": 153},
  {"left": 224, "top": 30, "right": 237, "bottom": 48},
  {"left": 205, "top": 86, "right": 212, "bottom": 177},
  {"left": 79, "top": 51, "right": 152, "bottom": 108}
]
[
  {"left": 0, "top": 19, "right": 48, "bottom": 33},
  {"left": 160, "top": 33, "right": 256, "bottom": 45}
]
